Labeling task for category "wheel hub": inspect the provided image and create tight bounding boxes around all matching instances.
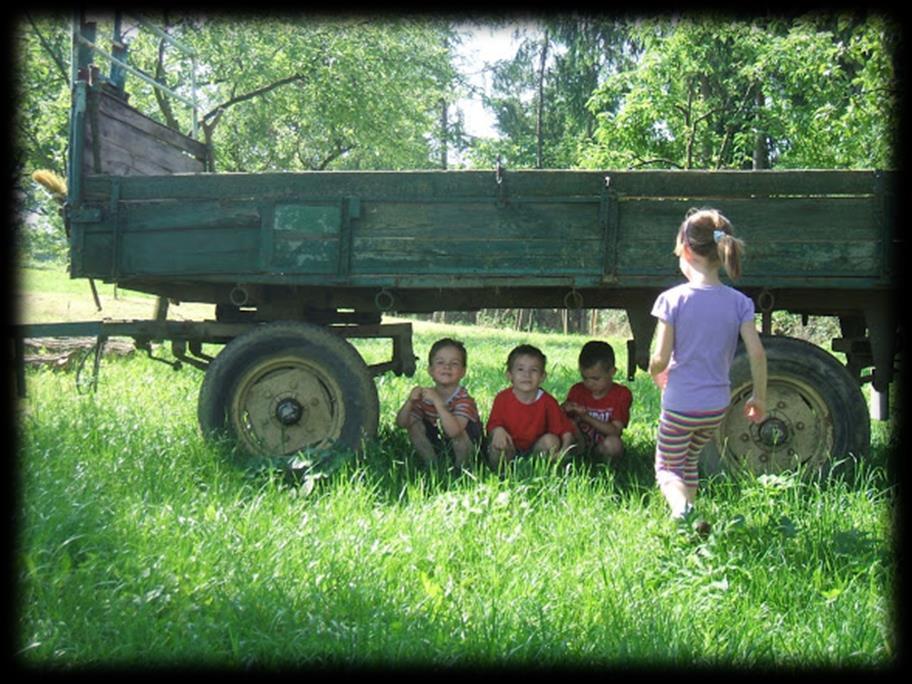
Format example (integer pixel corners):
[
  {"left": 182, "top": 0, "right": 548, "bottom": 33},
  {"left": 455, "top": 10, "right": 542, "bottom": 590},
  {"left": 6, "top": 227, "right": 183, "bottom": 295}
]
[
  {"left": 758, "top": 417, "right": 789, "bottom": 448},
  {"left": 718, "top": 375, "right": 835, "bottom": 475},
  {"left": 275, "top": 397, "right": 304, "bottom": 426}
]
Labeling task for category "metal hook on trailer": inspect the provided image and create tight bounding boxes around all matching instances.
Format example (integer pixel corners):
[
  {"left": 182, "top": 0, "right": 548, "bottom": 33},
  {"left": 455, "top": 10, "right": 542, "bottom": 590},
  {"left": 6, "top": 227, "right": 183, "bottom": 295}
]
[
  {"left": 495, "top": 156, "right": 510, "bottom": 208},
  {"left": 229, "top": 285, "right": 250, "bottom": 307},
  {"left": 563, "top": 289, "right": 584, "bottom": 310},
  {"left": 374, "top": 289, "right": 395, "bottom": 312}
]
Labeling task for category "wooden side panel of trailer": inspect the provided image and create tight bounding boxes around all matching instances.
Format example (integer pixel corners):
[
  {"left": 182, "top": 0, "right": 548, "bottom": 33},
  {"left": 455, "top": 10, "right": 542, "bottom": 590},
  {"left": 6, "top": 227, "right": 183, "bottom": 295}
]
[
  {"left": 75, "top": 168, "right": 889, "bottom": 292},
  {"left": 83, "top": 88, "right": 207, "bottom": 177}
]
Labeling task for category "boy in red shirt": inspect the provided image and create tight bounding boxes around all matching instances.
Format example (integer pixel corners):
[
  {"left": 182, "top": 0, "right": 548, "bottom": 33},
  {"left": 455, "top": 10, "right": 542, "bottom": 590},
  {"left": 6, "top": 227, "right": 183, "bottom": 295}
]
[
  {"left": 396, "top": 338, "right": 482, "bottom": 469},
  {"left": 562, "top": 341, "right": 633, "bottom": 463},
  {"left": 486, "top": 344, "right": 575, "bottom": 469}
]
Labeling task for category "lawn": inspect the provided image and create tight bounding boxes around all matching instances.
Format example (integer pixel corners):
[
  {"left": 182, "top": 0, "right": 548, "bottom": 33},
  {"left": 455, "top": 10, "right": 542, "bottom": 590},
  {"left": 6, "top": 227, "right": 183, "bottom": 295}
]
[{"left": 15, "top": 265, "right": 898, "bottom": 668}]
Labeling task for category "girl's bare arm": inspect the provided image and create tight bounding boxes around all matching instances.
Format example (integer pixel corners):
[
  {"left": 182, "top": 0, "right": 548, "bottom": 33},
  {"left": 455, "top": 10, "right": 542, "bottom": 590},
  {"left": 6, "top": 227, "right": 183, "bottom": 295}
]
[
  {"left": 649, "top": 319, "right": 674, "bottom": 379},
  {"left": 740, "top": 321, "right": 767, "bottom": 422}
]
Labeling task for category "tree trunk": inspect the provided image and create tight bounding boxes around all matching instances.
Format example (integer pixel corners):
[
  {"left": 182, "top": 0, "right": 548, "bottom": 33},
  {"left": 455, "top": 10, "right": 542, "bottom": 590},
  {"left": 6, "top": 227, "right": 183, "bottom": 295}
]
[
  {"left": 439, "top": 97, "right": 448, "bottom": 170},
  {"left": 699, "top": 73, "right": 713, "bottom": 166},
  {"left": 752, "top": 88, "right": 770, "bottom": 170},
  {"left": 536, "top": 31, "right": 550, "bottom": 170}
]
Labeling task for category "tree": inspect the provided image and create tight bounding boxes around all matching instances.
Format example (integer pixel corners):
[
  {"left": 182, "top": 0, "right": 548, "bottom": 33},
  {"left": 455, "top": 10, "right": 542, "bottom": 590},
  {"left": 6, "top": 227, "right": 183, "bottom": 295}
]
[
  {"left": 468, "top": 18, "right": 635, "bottom": 170},
  {"left": 135, "top": 15, "right": 462, "bottom": 172},
  {"left": 14, "top": 13, "right": 465, "bottom": 261},
  {"left": 580, "top": 14, "right": 898, "bottom": 171},
  {"left": 13, "top": 12, "right": 71, "bottom": 261}
]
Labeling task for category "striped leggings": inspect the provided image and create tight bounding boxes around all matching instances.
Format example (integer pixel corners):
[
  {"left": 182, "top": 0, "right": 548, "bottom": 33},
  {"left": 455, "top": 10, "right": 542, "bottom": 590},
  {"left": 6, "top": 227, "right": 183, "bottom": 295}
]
[{"left": 654, "top": 407, "right": 727, "bottom": 489}]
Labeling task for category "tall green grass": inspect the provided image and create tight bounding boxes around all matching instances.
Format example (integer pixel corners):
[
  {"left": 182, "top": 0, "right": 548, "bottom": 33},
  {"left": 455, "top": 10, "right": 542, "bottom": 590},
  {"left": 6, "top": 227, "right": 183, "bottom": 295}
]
[{"left": 16, "top": 322, "right": 897, "bottom": 667}]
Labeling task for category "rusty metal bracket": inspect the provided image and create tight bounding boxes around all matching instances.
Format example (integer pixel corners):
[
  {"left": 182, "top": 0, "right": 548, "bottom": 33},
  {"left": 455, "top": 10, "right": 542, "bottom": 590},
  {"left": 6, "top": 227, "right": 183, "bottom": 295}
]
[
  {"left": 495, "top": 156, "right": 509, "bottom": 208},
  {"left": 757, "top": 288, "right": 775, "bottom": 336},
  {"left": 75, "top": 335, "right": 108, "bottom": 394}
]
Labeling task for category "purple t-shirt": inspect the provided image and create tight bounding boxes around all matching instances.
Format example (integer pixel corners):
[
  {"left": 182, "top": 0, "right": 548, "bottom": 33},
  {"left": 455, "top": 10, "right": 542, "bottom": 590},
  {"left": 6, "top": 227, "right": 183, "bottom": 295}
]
[{"left": 651, "top": 283, "right": 755, "bottom": 413}]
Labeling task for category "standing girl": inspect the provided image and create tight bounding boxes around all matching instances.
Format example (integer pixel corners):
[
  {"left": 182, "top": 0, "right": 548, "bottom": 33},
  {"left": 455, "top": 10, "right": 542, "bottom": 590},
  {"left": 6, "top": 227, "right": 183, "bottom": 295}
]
[{"left": 649, "top": 209, "right": 767, "bottom": 522}]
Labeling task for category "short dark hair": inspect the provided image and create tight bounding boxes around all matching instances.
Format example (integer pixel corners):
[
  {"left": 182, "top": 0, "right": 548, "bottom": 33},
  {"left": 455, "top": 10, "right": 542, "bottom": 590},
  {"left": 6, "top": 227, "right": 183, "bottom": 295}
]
[
  {"left": 578, "top": 340, "right": 615, "bottom": 370},
  {"left": 506, "top": 344, "right": 546, "bottom": 372},
  {"left": 428, "top": 338, "right": 467, "bottom": 366}
]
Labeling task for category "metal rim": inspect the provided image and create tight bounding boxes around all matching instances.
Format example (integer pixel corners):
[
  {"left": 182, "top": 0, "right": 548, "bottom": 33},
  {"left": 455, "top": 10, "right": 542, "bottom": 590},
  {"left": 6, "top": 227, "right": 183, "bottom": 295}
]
[
  {"left": 228, "top": 353, "right": 345, "bottom": 456},
  {"left": 717, "top": 373, "right": 835, "bottom": 474}
]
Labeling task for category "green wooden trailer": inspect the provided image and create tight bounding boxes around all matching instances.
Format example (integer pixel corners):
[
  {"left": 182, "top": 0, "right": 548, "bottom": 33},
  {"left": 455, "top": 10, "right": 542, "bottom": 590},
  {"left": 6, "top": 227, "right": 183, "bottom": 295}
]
[{"left": 16, "top": 15, "right": 899, "bottom": 475}]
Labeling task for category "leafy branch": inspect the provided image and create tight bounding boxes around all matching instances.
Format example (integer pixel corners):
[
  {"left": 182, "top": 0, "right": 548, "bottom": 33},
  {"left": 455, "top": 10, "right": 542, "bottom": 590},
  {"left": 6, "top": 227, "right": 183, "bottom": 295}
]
[{"left": 25, "top": 13, "right": 69, "bottom": 86}]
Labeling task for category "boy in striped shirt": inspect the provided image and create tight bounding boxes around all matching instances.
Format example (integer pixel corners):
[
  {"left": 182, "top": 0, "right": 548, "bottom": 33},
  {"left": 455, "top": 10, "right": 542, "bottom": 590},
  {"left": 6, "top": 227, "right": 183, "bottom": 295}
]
[{"left": 396, "top": 338, "right": 482, "bottom": 469}]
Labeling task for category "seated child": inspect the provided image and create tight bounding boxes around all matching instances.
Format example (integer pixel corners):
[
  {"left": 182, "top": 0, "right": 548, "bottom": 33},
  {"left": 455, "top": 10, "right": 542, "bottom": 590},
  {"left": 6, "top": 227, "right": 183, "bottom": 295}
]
[
  {"left": 486, "top": 344, "right": 575, "bottom": 468},
  {"left": 395, "top": 338, "right": 482, "bottom": 468},
  {"left": 562, "top": 340, "right": 633, "bottom": 462}
]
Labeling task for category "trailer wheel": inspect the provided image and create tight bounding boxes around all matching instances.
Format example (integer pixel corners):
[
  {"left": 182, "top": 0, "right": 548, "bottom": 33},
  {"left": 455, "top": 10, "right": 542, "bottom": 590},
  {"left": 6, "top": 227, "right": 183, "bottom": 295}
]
[
  {"left": 701, "top": 335, "right": 869, "bottom": 477},
  {"left": 198, "top": 322, "right": 378, "bottom": 459}
]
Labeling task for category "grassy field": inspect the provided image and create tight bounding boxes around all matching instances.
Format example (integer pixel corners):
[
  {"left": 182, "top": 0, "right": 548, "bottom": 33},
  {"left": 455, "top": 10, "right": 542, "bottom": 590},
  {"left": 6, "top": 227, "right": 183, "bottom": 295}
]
[{"left": 15, "top": 265, "right": 898, "bottom": 668}]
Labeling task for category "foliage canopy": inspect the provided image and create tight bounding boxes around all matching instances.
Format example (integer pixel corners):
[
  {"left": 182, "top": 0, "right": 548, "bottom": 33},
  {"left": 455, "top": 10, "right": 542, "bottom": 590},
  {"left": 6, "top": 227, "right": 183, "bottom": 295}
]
[{"left": 14, "top": 12, "right": 899, "bottom": 264}]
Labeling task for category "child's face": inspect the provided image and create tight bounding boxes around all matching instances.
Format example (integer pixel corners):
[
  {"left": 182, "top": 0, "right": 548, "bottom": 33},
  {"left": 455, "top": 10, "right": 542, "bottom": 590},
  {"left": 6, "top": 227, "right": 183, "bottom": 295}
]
[
  {"left": 507, "top": 354, "right": 546, "bottom": 393},
  {"left": 580, "top": 362, "right": 615, "bottom": 398},
  {"left": 428, "top": 346, "right": 466, "bottom": 386}
]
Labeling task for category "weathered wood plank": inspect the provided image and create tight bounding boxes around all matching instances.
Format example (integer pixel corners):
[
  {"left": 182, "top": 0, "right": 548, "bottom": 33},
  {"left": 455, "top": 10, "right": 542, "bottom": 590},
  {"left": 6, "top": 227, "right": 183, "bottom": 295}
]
[
  {"left": 358, "top": 200, "right": 601, "bottom": 240},
  {"left": 85, "top": 90, "right": 205, "bottom": 177},
  {"left": 120, "top": 200, "right": 261, "bottom": 232},
  {"left": 607, "top": 169, "right": 881, "bottom": 198},
  {"left": 83, "top": 170, "right": 603, "bottom": 201},
  {"left": 354, "top": 236, "right": 602, "bottom": 256},
  {"left": 352, "top": 236, "right": 602, "bottom": 275},
  {"left": 119, "top": 227, "right": 260, "bottom": 275},
  {"left": 85, "top": 117, "right": 204, "bottom": 175},
  {"left": 616, "top": 240, "right": 882, "bottom": 277},
  {"left": 618, "top": 197, "right": 878, "bottom": 243},
  {"left": 82, "top": 169, "right": 886, "bottom": 203},
  {"left": 95, "top": 90, "right": 207, "bottom": 159}
]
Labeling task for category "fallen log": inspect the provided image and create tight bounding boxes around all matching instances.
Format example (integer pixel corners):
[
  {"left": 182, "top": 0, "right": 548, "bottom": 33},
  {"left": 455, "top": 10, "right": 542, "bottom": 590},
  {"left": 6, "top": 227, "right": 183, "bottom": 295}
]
[{"left": 22, "top": 337, "right": 137, "bottom": 370}]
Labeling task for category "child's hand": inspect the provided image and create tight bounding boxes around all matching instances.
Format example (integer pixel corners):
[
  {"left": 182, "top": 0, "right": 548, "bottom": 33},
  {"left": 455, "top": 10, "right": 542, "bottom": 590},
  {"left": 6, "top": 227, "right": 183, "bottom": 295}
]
[
  {"left": 652, "top": 368, "right": 669, "bottom": 390},
  {"left": 744, "top": 396, "right": 766, "bottom": 423},
  {"left": 563, "top": 401, "right": 584, "bottom": 417},
  {"left": 408, "top": 387, "right": 423, "bottom": 403},
  {"left": 489, "top": 427, "right": 513, "bottom": 452},
  {"left": 420, "top": 388, "right": 444, "bottom": 408}
]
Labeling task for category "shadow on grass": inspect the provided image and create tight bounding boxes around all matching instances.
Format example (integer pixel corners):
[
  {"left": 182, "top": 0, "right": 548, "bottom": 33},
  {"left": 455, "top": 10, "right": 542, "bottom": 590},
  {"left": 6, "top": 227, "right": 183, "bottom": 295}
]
[
  {"left": 228, "top": 426, "right": 665, "bottom": 507},
  {"left": 203, "top": 419, "right": 896, "bottom": 521}
]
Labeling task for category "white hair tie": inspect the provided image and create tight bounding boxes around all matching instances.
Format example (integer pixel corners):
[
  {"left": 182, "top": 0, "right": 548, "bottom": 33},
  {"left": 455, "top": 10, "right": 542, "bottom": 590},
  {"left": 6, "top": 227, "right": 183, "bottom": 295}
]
[{"left": 713, "top": 229, "right": 726, "bottom": 243}]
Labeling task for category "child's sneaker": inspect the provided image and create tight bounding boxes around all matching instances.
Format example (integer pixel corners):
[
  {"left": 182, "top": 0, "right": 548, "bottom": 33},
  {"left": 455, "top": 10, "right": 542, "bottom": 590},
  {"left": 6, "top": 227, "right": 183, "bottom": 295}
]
[
  {"left": 693, "top": 519, "right": 712, "bottom": 537},
  {"left": 671, "top": 502, "right": 695, "bottom": 522},
  {"left": 672, "top": 504, "right": 712, "bottom": 537}
]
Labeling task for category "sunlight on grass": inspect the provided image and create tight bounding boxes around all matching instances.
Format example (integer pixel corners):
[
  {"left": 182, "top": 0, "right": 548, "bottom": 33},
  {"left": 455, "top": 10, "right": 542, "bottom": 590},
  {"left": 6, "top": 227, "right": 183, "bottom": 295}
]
[{"left": 16, "top": 317, "right": 897, "bottom": 667}]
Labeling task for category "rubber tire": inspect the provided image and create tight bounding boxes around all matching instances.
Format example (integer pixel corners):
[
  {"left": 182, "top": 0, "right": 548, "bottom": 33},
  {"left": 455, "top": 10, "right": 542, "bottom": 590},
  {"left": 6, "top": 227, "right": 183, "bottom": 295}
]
[
  {"left": 198, "top": 321, "right": 379, "bottom": 459},
  {"left": 700, "top": 335, "right": 870, "bottom": 478}
]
